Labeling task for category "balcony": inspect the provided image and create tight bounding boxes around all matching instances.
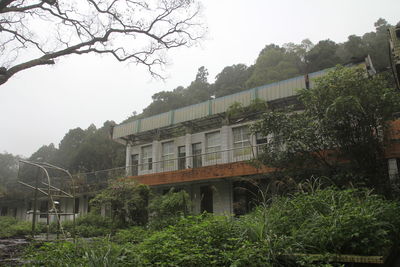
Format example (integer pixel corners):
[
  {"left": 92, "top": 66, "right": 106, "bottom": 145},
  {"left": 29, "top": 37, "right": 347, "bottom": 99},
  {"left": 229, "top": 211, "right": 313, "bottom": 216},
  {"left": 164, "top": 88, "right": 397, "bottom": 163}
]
[{"left": 126, "top": 145, "right": 273, "bottom": 186}]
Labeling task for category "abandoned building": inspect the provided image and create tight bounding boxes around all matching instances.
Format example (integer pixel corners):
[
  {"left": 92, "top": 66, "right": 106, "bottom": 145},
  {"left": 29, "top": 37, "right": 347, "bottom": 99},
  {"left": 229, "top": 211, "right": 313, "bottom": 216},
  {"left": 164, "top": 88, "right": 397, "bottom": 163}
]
[{"left": 2, "top": 56, "right": 400, "bottom": 222}]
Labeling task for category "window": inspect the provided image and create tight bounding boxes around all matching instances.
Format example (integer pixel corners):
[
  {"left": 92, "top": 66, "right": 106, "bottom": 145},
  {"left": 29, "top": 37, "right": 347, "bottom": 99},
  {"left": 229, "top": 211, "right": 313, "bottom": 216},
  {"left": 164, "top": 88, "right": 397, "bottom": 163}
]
[
  {"left": 40, "top": 200, "right": 48, "bottom": 218},
  {"left": 1, "top": 207, "right": 8, "bottom": 216},
  {"left": 256, "top": 132, "right": 268, "bottom": 155},
  {"left": 206, "top": 131, "right": 221, "bottom": 162},
  {"left": 192, "top": 143, "right": 202, "bottom": 168},
  {"left": 233, "top": 126, "right": 251, "bottom": 159},
  {"left": 178, "top": 146, "right": 186, "bottom": 170},
  {"left": 74, "top": 197, "right": 80, "bottom": 214},
  {"left": 162, "top": 141, "right": 175, "bottom": 170},
  {"left": 141, "top": 145, "right": 153, "bottom": 171}
]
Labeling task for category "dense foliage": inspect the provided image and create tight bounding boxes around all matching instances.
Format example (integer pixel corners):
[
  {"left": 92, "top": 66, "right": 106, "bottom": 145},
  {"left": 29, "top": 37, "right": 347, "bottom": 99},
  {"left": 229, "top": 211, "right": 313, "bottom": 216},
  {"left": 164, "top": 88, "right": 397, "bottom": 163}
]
[
  {"left": 91, "top": 180, "right": 150, "bottom": 227},
  {"left": 62, "top": 213, "right": 113, "bottom": 238},
  {"left": 23, "top": 187, "right": 400, "bottom": 266},
  {"left": 148, "top": 189, "right": 192, "bottom": 229},
  {"left": 124, "top": 18, "right": 394, "bottom": 121},
  {"left": 0, "top": 217, "right": 30, "bottom": 238},
  {"left": 253, "top": 66, "right": 400, "bottom": 190}
]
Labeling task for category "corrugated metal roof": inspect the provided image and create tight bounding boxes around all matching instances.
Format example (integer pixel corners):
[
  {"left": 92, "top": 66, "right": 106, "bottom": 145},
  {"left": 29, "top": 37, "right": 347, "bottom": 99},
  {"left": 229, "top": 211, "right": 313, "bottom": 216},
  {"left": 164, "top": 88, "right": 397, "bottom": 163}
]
[{"left": 113, "top": 69, "right": 331, "bottom": 140}]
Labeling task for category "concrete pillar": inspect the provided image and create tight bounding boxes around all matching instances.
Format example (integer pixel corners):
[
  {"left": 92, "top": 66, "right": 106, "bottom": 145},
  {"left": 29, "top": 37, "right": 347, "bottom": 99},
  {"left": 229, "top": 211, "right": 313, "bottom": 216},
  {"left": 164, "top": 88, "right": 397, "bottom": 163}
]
[
  {"left": 220, "top": 125, "right": 230, "bottom": 164},
  {"left": 388, "top": 158, "right": 399, "bottom": 181},
  {"left": 152, "top": 140, "right": 160, "bottom": 173},
  {"left": 185, "top": 133, "right": 192, "bottom": 168},
  {"left": 213, "top": 180, "right": 233, "bottom": 215},
  {"left": 191, "top": 184, "right": 201, "bottom": 214},
  {"left": 125, "top": 144, "right": 132, "bottom": 176}
]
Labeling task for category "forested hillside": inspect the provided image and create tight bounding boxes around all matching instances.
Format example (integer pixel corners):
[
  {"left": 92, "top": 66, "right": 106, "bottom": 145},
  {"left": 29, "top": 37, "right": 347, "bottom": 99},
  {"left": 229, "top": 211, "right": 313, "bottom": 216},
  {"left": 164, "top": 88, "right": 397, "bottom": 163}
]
[{"left": 0, "top": 18, "right": 395, "bottom": 183}]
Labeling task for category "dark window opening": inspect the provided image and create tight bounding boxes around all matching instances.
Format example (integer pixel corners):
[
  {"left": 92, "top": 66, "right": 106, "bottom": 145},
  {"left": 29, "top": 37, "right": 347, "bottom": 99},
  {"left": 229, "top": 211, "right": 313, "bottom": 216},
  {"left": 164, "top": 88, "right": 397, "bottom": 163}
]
[
  {"left": 233, "top": 180, "right": 266, "bottom": 216},
  {"left": 200, "top": 186, "right": 213, "bottom": 213},
  {"left": 1, "top": 207, "right": 8, "bottom": 216},
  {"left": 75, "top": 197, "right": 80, "bottom": 214},
  {"left": 40, "top": 201, "right": 48, "bottom": 218}
]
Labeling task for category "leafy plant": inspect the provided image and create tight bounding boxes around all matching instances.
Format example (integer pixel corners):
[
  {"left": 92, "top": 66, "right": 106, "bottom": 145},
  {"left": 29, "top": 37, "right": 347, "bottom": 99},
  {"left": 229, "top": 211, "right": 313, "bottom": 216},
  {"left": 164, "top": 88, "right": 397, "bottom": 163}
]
[
  {"left": 0, "top": 216, "right": 45, "bottom": 238},
  {"left": 148, "top": 189, "right": 192, "bottom": 229},
  {"left": 239, "top": 187, "right": 400, "bottom": 256},
  {"left": 90, "top": 179, "right": 150, "bottom": 227},
  {"left": 62, "top": 213, "right": 113, "bottom": 237},
  {"left": 137, "top": 214, "right": 242, "bottom": 266}
]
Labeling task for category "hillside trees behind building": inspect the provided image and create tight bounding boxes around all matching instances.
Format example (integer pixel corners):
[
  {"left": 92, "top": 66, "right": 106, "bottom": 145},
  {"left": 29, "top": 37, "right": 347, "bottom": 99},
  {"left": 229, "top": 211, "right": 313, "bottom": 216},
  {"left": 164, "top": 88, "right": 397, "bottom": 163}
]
[{"left": 125, "top": 18, "right": 396, "bottom": 121}]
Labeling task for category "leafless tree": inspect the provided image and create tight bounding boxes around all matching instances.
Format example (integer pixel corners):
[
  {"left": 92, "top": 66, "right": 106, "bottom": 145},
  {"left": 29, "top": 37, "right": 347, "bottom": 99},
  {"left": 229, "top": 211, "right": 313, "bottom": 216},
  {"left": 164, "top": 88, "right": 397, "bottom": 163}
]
[{"left": 0, "top": 0, "right": 204, "bottom": 86}]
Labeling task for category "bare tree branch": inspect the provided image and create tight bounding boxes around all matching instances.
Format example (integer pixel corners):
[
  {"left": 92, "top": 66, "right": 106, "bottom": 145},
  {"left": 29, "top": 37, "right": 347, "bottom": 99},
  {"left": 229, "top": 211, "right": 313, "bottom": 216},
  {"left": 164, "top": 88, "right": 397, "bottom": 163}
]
[{"left": 0, "top": 0, "right": 205, "bottom": 86}]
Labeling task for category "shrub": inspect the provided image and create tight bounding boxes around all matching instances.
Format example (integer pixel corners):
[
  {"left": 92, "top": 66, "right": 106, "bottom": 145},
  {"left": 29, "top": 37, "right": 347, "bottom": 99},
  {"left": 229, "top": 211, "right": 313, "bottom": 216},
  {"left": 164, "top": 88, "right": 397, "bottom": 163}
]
[
  {"left": 113, "top": 226, "right": 150, "bottom": 244},
  {"left": 24, "top": 238, "right": 139, "bottom": 266},
  {"left": 0, "top": 216, "right": 43, "bottom": 238},
  {"left": 148, "top": 189, "right": 192, "bottom": 229},
  {"left": 137, "top": 214, "right": 241, "bottom": 266},
  {"left": 91, "top": 180, "right": 150, "bottom": 227},
  {"left": 62, "top": 213, "right": 113, "bottom": 237},
  {"left": 240, "top": 187, "right": 400, "bottom": 256}
]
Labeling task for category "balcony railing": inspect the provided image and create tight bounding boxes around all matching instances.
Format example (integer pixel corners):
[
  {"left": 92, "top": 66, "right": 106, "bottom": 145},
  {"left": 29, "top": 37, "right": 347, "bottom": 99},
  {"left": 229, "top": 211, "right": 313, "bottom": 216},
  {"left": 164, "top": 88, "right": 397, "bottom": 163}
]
[
  {"left": 127, "top": 144, "right": 265, "bottom": 176},
  {"left": 61, "top": 144, "right": 265, "bottom": 187}
]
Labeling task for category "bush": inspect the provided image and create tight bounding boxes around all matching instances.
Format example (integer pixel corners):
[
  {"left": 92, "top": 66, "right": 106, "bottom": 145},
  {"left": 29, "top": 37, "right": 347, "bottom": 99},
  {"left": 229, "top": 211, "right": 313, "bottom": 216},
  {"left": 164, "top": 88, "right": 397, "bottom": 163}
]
[
  {"left": 91, "top": 180, "right": 150, "bottom": 227},
  {"left": 113, "top": 226, "right": 150, "bottom": 244},
  {"left": 0, "top": 216, "right": 44, "bottom": 238},
  {"left": 62, "top": 213, "right": 113, "bottom": 237},
  {"left": 24, "top": 238, "right": 139, "bottom": 266},
  {"left": 137, "top": 214, "right": 241, "bottom": 266},
  {"left": 148, "top": 189, "right": 192, "bottom": 229},
  {"left": 240, "top": 187, "right": 400, "bottom": 256}
]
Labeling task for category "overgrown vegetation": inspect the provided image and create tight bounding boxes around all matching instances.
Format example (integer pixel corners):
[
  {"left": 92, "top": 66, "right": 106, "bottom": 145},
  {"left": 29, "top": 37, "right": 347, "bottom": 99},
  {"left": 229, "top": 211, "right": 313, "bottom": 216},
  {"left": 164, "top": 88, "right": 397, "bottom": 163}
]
[
  {"left": 22, "top": 186, "right": 400, "bottom": 266},
  {"left": 0, "top": 217, "right": 44, "bottom": 238},
  {"left": 253, "top": 66, "right": 400, "bottom": 192},
  {"left": 148, "top": 188, "right": 191, "bottom": 229},
  {"left": 90, "top": 179, "right": 150, "bottom": 227}
]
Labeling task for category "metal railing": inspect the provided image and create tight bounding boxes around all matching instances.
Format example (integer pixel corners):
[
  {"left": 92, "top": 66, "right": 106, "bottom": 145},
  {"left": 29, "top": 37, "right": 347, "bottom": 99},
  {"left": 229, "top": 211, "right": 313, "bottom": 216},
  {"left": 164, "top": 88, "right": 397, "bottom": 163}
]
[
  {"left": 46, "top": 144, "right": 265, "bottom": 187},
  {"left": 126, "top": 144, "right": 265, "bottom": 177}
]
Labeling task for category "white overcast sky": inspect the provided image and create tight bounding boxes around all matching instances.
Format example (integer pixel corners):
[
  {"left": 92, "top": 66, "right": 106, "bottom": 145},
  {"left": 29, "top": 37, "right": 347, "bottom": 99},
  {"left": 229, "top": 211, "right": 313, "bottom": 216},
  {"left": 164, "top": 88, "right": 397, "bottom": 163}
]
[{"left": 1, "top": 0, "right": 399, "bottom": 157}]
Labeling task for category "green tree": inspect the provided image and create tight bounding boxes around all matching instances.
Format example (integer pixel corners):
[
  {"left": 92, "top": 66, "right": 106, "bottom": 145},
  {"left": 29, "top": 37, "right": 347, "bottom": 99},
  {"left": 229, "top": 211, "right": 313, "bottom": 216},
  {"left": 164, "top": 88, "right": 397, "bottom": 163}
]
[
  {"left": 29, "top": 143, "right": 58, "bottom": 163},
  {"left": 91, "top": 179, "right": 150, "bottom": 227},
  {"left": 71, "top": 121, "right": 125, "bottom": 172},
  {"left": 305, "top": 40, "right": 342, "bottom": 72},
  {"left": 213, "top": 64, "right": 253, "bottom": 97},
  {"left": 0, "top": 152, "right": 19, "bottom": 196},
  {"left": 246, "top": 44, "right": 302, "bottom": 88},
  {"left": 184, "top": 66, "right": 211, "bottom": 103},
  {"left": 253, "top": 66, "right": 400, "bottom": 190},
  {"left": 142, "top": 86, "right": 186, "bottom": 117}
]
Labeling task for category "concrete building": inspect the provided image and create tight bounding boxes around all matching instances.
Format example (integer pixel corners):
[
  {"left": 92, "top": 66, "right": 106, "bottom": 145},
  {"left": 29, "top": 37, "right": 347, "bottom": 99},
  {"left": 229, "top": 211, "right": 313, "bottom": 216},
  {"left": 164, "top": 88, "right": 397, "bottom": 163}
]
[
  {"left": 2, "top": 57, "right": 399, "bottom": 221},
  {"left": 110, "top": 67, "right": 330, "bottom": 215}
]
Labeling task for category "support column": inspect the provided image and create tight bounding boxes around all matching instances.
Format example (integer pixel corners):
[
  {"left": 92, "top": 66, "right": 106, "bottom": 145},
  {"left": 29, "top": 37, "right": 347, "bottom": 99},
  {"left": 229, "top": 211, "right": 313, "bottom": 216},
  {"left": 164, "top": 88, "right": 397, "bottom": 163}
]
[
  {"left": 220, "top": 125, "right": 230, "bottom": 164},
  {"left": 125, "top": 144, "right": 132, "bottom": 176},
  {"left": 388, "top": 158, "right": 399, "bottom": 181},
  {"left": 152, "top": 140, "right": 160, "bottom": 173},
  {"left": 185, "top": 130, "right": 193, "bottom": 168}
]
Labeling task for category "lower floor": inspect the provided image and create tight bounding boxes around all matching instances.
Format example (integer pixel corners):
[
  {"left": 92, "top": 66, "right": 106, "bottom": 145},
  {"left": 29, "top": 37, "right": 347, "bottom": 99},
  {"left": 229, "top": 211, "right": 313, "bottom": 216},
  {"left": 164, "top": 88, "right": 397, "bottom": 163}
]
[
  {"left": 0, "top": 194, "right": 94, "bottom": 223},
  {"left": 0, "top": 177, "right": 267, "bottom": 222},
  {"left": 2, "top": 156, "right": 399, "bottom": 222}
]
